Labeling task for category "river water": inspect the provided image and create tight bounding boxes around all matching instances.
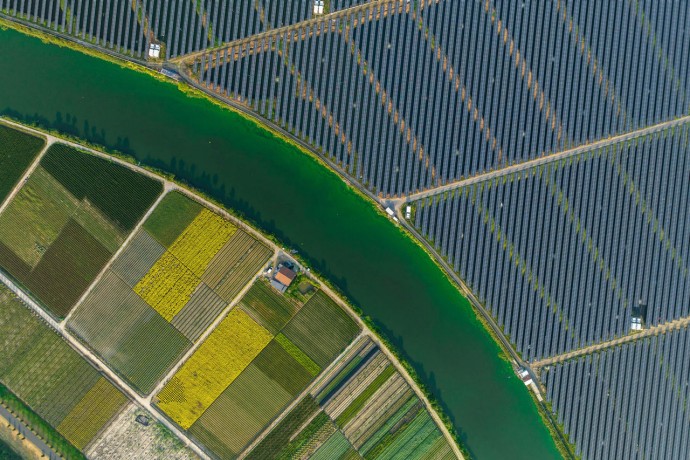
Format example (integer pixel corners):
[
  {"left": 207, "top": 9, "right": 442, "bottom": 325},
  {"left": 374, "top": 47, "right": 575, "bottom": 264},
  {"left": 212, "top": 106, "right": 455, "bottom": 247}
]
[{"left": 0, "top": 27, "right": 560, "bottom": 459}]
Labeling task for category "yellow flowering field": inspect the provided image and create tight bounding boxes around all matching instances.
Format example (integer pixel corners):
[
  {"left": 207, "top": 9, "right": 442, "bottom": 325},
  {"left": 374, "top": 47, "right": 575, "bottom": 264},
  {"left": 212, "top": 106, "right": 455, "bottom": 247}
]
[
  {"left": 156, "top": 308, "right": 272, "bottom": 429},
  {"left": 134, "top": 251, "right": 200, "bottom": 321},
  {"left": 169, "top": 209, "right": 237, "bottom": 277},
  {"left": 56, "top": 378, "right": 128, "bottom": 449}
]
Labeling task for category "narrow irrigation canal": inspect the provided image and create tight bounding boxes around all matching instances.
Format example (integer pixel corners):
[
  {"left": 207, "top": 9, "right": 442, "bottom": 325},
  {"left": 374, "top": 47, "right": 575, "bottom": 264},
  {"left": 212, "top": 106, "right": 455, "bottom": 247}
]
[{"left": 0, "top": 27, "right": 560, "bottom": 459}]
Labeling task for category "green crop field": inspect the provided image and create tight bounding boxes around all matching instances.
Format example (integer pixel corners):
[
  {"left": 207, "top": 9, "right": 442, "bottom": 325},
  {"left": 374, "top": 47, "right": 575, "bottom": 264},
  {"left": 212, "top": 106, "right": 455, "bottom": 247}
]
[
  {"left": 239, "top": 280, "right": 300, "bottom": 334},
  {"left": 275, "top": 333, "right": 321, "bottom": 377},
  {"left": 282, "top": 291, "right": 361, "bottom": 368},
  {"left": 68, "top": 271, "right": 192, "bottom": 394},
  {"left": 244, "top": 397, "right": 321, "bottom": 460},
  {"left": 310, "top": 430, "right": 358, "bottom": 460},
  {"left": 335, "top": 365, "right": 396, "bottom": 426},
  {"left": 41, "top": 144, "right": 163, "bottom": 232},
  {"left": 0, "top": 284, "right": 128, "bottom": 451},
  {"left": 253, "top": 339, "right": 314, "bottom": 396},
  {"left": 0, "top": 144, "right": 162, "bottom": 317},
  {"left": 110, "top": 229, "right": 166, "bottom": 287},
  {"left": 0, "top": 124, "right": 45, "bottom": 204},
  {"left": 190, "top": 363, "right": 294, "bottom": 458},
  {"left": 143, "top": 191, "right": 203, "bottom": 247}
]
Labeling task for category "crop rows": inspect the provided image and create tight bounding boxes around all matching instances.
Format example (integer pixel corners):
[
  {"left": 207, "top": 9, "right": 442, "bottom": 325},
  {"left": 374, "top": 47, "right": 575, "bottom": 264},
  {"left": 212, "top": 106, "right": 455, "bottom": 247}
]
[
  {"left": 542, "top": 326, "right": 690, "bottom": 460},
  {"left": 171, "top": 283, "right": 228, "bottom": 341},
  {"left": 282, "top": 290, "right": 361, "bottom": 368},
  {"left": 202, "top": 229, "right": 273, "bottom": 302},
  {"left": 156, "top": 307, "right": 273, "bottom": 429},
  {"left": 143, "top": 191, "right": 203, "bottom": 248},
  {"left": 189, "top": 362, "right": 295, "bottom": 458},
  {"left": 134, "top": 250, "right": 201, "bottom": 321},
  {"left": 68, "top": 270, "right": 192, "bottom": 394},
  {"left": 154, "top": 279, "right": 369, "bottom": 459},
  {"left": 0, "top": 143, "right": 160, "bottom": 317},
  {"left": 310, "top": 430, "right": 357, "bottom": 459},
  {"left": 244, "top": 396, "right": 321, "bottom": 459},
  {"left": 110, "top": 229, "right": 166, "bottom": 287},
  {"left": 239, "top": 279, "right": 300, "bottom": 333},
  {"left": 0, "top": 284, "right": 128, "bottom": 450},
  {"left": 308, "top": 336, "right": 451, "bottom": 459},
  {"left": 167, "top": 208, "right": 236, "bottom": 276},
  {"left": 56, "top": 377, "right": 129, "bottom": 449},
  {"left": 0, "top": 124, "right": 45, "bottom": 204},
  {"left": 414, "top": 124, "right": 690, "bottom": 361},
  {"left": 256, "top": 338, "right": 316, "bottom": 395},
  {"left": 41, "top": 144, "right": 162, "bottom": 232},
  {"left": 190, "top": 0, "right": 690, "bottom": 197}
]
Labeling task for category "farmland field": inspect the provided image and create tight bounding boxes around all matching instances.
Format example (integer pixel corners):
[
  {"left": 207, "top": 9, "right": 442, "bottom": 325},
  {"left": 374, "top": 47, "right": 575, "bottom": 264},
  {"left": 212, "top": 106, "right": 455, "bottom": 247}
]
[
  {"left": 110, "top": 229, "right": 166, "bottom": 287},
  {"left": 171, "top": 284, "right": 228, "bottom": 342},
  {"left": 0, "top": 124, "right": 45, "bottom": 204},
  {"left": 239, "top": 279, "right": 301, "bottom": 334},
  {"left": 68, "top": 271, "right": 192, "bottom": 394},
  {"left": 0, "top": 283, "right": 128, "bottom": 452},
  {"left": 134, "top": 251, "right": 201, "bottom": 321},
  {"left": 143, "top": 192, "right": 203, "bottom": 248},
  {"left": 154, "top": 276, "right": 373, "bottom": 459},
  {"left": 156, "top": 308, "right": 272, "bottom": 429},
  {"left": 282, "top": 290, "right": 361, "bottom": 367},
  {"left": 189, "top": 363, "right": 294, "bottom": 458},
  {"left": 202, "top": 229, "right": 273, "bottom": 302},
  {"left": 0, "top": 143, "right": 162, "bottom": 317},
  {"left": 69, "top": 192, "right": 272, "bottom": 394}
]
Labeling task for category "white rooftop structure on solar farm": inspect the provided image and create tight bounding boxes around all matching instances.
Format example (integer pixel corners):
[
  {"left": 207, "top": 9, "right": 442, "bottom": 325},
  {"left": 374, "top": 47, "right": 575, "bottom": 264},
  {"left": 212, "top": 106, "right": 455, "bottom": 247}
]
[
  {"left": 631, "top": 317, "right": 643, "bottom": 331},
  {"left": 313, "top": 0, "right": 324, "bottom": 14},
  {"left": 148, "top": 43, "right": 161, "bottom": 58}
]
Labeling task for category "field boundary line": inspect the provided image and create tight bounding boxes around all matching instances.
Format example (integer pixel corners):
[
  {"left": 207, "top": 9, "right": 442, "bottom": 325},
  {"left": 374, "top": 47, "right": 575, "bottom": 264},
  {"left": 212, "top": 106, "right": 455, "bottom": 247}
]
[
  {"left": 0, "top": 128, "right": 54, "bottom": 216},
  {"left": 277, "top": 260, "right": 465, "bottom": 459},
  {"left": 236, "top": 331, "right": 368, "bottom": 459},
  {"left": 0, "top": 117, "right": 463, "bottom": 459},
  {"left": 0, "top": 272, "right": 211, "bottom": 460},
  {"left": 147, "top": 252, "right": 277, "bottom": 401},
  {"left": 395, "top": 115, "right": 690, "bottom": 205},
  {"left": 62, "top": 184, "right": 173, "bottom": 326},
  {"left": 532, "top": 315, "right": 690, "bottom": 370}
]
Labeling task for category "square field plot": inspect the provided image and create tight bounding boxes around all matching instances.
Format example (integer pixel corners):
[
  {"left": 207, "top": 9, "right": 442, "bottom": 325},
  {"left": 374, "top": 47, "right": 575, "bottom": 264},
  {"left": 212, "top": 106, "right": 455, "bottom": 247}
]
[
  {"left": 0, "top": 124, "right": 45, "bottom": 204},
  {"left": 155, "top": 278, "right": 362, "bottom": 459},
  {"left": 0, "top": 143, "right": 162, "bottom": 317},
  {"left": 0, "top": 284, "right": 128, "bottom": 450},
  {"left": 245, "top": 335, "right": 455, "bottom": 459},
  {"left": 68, "top": 192, "right": 272, "bottom": 394}
]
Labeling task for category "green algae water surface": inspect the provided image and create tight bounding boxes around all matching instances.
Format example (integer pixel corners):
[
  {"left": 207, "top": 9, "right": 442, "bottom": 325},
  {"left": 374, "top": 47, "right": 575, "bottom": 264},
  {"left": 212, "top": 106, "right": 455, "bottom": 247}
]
[{"left": 0, "top": 27, "right": 560, "bottom": 459}]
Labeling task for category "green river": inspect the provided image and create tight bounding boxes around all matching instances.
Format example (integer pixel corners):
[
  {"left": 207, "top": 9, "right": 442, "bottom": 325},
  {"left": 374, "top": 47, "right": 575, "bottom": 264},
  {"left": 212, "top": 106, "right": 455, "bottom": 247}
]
[{"left": 0, "top": 27, "right": 560, "bottom": 459}]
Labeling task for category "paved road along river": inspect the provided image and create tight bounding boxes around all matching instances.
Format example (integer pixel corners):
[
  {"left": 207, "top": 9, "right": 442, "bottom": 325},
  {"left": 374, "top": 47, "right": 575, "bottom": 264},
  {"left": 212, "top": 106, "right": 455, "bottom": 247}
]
[{"left": 0, "top": 27, "right": 560, "bottom": 459}]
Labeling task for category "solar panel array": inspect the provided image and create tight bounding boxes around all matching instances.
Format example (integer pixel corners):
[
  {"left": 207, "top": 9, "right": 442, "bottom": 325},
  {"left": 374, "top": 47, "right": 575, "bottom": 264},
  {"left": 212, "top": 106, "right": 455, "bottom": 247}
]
[
  {"left": 0, "top": 0, "right": 317, "bottom": 58},
  {"left": 413, "top": 123, "right": 690, "bottom": 362},
  {"left": 188, "top": 0, "right": 690, "bottom": 196},
  {"left": 0, "top": 0, "right": 148, "bottom": 56},
  {"left": 542, "top": 327, "right": 690, "bottom": 460}
]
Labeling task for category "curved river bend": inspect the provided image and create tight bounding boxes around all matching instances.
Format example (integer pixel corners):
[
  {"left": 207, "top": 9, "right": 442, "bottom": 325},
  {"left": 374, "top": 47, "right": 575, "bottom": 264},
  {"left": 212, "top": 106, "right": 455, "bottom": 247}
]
[{"left": 0, "top": 28, "right": 560, "bottom": 459}]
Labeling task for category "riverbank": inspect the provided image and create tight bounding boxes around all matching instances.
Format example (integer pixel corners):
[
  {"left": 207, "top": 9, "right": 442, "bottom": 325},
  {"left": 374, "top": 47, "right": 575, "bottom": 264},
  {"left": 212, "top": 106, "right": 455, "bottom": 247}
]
[{"left": 0, "top": 26, "right": 561, "bottom": 459}]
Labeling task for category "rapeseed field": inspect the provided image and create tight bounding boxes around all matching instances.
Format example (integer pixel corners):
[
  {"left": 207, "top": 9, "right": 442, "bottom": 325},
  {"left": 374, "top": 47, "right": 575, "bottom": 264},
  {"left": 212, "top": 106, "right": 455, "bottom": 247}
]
[{"left": 156, "top": 308, "right": 272, "bottom": 428}]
